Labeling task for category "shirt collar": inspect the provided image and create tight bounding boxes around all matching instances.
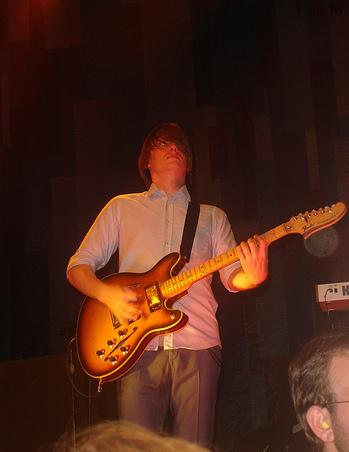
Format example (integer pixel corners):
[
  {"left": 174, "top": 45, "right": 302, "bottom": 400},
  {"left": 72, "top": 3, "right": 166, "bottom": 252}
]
[{"left": 147, "top": 183, "right": 191, "bottom": 202}]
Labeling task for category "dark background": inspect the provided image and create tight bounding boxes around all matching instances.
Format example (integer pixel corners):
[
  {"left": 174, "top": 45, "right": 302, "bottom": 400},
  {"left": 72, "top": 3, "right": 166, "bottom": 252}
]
[{"left": 1, "top": 0, "right": 349, "bottom": 450}]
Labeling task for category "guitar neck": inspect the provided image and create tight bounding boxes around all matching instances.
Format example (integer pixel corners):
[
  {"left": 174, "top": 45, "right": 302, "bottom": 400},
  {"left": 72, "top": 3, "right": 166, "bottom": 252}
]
[{"left": 160, "top": 222, "right": 290, "bottom": 298}]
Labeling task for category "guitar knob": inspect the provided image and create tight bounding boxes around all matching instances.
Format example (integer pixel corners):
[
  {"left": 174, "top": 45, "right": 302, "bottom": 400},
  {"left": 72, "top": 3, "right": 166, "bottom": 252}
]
[
  {"left": 107, "top": 339, "right": 116, "bottom": 348},
  {"left": 120, "top": 346, "right": 129, "bottom": 355},
  {"left": 118, "top": 330, "right": 126, "bottom": 338},
  {"left": 96, "top": 349, "right": 105, "bottom": 358},
  {"left": 109, "top": 356, "right": 118, "bottom": 365}
]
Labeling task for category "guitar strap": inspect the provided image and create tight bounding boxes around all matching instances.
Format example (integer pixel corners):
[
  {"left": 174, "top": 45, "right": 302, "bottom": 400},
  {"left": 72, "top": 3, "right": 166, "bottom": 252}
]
[{"left": 180, "top": 201, "right": 200, "bottom": 264}]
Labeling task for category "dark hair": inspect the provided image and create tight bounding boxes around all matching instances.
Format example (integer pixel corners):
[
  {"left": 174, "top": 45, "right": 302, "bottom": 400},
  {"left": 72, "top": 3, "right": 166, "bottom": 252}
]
[
  {"left": 288, "top": 329, "right": 349, "bottom": 448},
  {"left": 138, "top": 122, "right": 192, "bottom": 188}
]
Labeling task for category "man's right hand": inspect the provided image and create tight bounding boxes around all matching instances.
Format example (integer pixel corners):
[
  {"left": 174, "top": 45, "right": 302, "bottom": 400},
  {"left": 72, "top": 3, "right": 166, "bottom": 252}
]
[
  {"left": 99, "top": 283, "right": 141, "bottom": 325},
  {"left": 67, "top": 264, "right": 141, "bottom": 326}
]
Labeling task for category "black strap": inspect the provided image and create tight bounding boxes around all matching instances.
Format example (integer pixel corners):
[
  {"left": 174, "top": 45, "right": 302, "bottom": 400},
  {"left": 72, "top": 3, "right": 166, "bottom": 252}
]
[{"left": 180, "top": 201, "right": 200, "bottom": 263}]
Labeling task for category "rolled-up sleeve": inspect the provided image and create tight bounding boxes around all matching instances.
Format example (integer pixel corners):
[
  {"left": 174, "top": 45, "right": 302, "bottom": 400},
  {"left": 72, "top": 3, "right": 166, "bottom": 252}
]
[
  {"left": 211, "top": 206, "right": 241, "bottom": 292},
  {"left": 67, "top": 198, "right": 119, "bottom": 274}
]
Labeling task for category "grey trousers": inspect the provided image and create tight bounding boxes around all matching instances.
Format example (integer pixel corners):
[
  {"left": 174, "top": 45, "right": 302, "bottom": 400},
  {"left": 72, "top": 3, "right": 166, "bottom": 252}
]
[{"left": 116, "top": 346, "right": 221, "bottom": 447}]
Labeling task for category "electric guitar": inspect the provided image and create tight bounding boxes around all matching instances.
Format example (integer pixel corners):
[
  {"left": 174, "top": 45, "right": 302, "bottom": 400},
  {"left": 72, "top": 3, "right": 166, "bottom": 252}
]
[{"left": 76, "top": 202, "right": 347, "bottom": 383}]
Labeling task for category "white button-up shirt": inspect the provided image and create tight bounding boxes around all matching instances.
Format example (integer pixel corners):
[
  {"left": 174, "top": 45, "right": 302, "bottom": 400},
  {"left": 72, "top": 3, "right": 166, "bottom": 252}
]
[{"left": 67, "top": 184, "right": 240, "bottom": 350}]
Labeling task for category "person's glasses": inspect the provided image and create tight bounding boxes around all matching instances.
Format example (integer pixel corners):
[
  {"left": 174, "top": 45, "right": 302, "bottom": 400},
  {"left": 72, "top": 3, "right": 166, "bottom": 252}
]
[
  {"left": 152, "top": 139, "right": 170, "bottom": 148},
  {"left": 325, "top": 400, "right": 349, "bottom": 406},
  {"left": 152, "top": 139, "right": 182, "bottom": 151}
]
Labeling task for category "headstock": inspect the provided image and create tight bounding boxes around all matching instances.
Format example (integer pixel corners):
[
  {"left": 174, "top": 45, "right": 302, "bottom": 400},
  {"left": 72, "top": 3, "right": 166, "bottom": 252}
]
[{"left": 284, "top": 202, "right": 347, "bottom": 239}]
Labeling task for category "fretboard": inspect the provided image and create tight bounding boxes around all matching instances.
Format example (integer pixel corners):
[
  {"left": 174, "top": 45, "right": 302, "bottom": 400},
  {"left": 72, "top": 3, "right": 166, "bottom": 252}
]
[{"left": 160, "top": 222, "right": 291, "bottom": 298}]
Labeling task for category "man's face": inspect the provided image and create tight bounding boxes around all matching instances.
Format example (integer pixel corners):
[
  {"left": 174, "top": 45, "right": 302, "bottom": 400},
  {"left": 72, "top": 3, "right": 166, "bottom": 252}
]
[
  {"left": 148, "top": 140, "right": 188, "bottom": 180},
  {"left": 328, "top": 353, "right": 349, "bottom": 452}
]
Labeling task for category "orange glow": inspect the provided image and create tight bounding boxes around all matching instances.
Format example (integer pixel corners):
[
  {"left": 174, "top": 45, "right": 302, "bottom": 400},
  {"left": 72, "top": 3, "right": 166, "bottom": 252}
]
[{"left": 229, "top": 268, "right": 260, "bottom": 291}]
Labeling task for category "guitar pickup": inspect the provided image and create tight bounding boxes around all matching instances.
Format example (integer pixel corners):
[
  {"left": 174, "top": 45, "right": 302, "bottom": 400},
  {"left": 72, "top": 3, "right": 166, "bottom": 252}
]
[{"left": 145, "top": 282, "right": 163, "bottom": 312}]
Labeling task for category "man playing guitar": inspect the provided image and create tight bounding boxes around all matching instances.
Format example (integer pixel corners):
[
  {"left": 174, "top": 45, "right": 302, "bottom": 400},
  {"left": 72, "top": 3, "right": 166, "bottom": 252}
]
[{"left": 67, "top": 123, "right": 269, "bottom": 447}]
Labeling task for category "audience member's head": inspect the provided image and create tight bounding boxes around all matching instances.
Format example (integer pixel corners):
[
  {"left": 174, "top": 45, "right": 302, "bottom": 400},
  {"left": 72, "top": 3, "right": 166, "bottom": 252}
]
[
  {"left": 53, "top": 419, "right": 209, "bottom": 452},
  {"left": 288, "top": 329, "right": 349, "bottom": 451}
]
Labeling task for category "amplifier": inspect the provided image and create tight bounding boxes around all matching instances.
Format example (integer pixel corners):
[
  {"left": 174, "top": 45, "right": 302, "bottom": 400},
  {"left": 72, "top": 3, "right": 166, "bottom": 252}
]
[{"left": 315, "top": 282, "right": 349, "bottom": 312}]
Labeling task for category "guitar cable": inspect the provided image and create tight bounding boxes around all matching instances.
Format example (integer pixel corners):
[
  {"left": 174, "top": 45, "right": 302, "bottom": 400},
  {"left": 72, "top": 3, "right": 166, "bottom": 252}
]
[
  {"left": 66, "top": 337, "right": 101, "bottom": 399},
  {"left": 69, "top": 343, "right": 76, "bottom": 451},
  {"left": 323, "top": 288, "right": 335, "bottom": 329}
]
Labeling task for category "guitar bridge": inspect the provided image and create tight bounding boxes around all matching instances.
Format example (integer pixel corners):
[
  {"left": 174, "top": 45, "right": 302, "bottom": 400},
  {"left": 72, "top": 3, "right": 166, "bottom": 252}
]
[{"left": 145, "top": 282, "right": 163, "bottom": 312}]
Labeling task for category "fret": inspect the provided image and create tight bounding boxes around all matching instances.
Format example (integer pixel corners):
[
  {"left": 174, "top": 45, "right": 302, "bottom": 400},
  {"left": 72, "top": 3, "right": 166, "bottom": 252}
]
[
  {"left": 177, "top": 274, "right": 184, "bottom": 286},
  {"left": 214, "top": 256, "right": 222, "bottom": 268},
  {"left": 189, "top": 267, "right": 196, "bottom": 281},
  {"left": 227, "top": 249, "right": 236, "bottom": 261},
  {"left": 263, "top": 225, "right": 287, "bottom": 243},
  {"left": 208, "top": 258, "right": 216, "bottom": 272},
  {"left": 221, "top": 252, "right": 229, "bottom": 267},
  {"left": 174, "top": 275, "right": 180, "bottom": 288}
]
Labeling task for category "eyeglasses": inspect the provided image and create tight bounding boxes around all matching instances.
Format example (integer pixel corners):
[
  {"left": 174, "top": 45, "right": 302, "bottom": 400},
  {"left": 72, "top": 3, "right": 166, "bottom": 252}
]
[
  {"left": 325, "top": 400, "right": 349, "bottom": 406},
  {"left": 152, "top": 139, "right": 183, "bottom": 151},
  {"left": 151, "top": 139, "right": 170, "bottom": 148}
]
